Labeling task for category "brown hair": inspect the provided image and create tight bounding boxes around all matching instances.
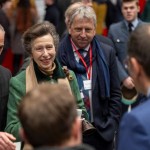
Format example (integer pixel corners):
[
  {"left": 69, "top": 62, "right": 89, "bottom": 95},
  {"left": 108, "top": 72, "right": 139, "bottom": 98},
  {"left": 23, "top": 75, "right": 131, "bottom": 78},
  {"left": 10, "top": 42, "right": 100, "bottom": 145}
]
[
  {"left": 18, "top": 83, "right": 77, "bottom": 147},
  {"left": 22, "top": 21, "right": 59, "bottom": 54},
  {"left": 122, "top": 0, "right": 139, "bottom": 6},
  {"left": 128, "top": 24, "right": 150, "bottom": 77}
]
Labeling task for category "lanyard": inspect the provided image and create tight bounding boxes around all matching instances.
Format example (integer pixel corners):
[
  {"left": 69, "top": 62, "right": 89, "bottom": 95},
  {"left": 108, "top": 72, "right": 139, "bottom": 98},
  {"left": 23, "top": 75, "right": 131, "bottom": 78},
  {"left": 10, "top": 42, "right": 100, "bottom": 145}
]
[{"left": 71, "top": 40, "right": 92, "bottom": 79}]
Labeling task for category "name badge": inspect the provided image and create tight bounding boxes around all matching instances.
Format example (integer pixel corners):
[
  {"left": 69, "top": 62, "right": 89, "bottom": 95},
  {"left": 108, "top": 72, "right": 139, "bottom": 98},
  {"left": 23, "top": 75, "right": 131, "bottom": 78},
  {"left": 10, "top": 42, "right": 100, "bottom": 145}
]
[{"left": 83, "top": 80, "right": 91, "bottom": 90}]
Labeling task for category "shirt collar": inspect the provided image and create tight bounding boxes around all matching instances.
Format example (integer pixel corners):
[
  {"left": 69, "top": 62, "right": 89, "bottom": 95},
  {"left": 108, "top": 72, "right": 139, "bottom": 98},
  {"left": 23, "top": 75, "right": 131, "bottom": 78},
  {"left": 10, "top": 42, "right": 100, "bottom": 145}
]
[{"left": 125, "top": 18, "right": 139, "bottom": 30}]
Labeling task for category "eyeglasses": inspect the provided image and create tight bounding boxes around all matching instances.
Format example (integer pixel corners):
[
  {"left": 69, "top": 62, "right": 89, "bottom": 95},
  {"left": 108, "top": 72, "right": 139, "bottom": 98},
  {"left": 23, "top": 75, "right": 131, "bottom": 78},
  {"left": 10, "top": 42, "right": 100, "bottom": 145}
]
[{"left": 33, "top": 44, "right": 54, "bottom": 52}]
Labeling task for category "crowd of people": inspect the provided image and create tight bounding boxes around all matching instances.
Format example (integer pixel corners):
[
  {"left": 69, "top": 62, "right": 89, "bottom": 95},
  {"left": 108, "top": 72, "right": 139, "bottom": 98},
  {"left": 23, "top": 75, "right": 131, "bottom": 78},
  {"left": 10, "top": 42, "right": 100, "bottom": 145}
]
[{"left": 0, "top": 0, "right": 150, "bottom": 150}]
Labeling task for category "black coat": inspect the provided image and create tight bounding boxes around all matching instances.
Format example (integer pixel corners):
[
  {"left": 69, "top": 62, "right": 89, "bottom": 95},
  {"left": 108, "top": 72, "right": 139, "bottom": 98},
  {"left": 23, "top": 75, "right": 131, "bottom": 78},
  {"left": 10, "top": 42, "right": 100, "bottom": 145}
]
[{"left": 0, "top": 65, "right": 11, "bottom": 131}]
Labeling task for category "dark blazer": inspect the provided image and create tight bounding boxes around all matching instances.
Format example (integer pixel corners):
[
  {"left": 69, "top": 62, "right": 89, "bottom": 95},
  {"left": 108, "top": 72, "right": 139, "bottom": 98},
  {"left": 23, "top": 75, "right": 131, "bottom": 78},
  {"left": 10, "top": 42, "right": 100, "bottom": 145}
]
[
  {"left": 58, "top": 35, "right": 122, "bottom": 142},
  {"left": 0, "top": 65, "right": 11, "bottom": 131},
  {"left": 118, "top": 97, "right": 150, "bottom": 150},
  {"left": 92, "top": 41, "right": 121, "bottom": 141},
  {"left": 108, "top": 19, "right": 143, "bottom": 82}
]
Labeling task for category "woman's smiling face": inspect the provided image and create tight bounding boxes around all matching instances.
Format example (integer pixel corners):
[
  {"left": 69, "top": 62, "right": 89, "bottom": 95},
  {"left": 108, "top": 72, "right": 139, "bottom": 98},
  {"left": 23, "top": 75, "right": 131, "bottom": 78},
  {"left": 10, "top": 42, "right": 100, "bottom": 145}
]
[{"left": 31, "top": 34, "right": 56, "bottom": 71}]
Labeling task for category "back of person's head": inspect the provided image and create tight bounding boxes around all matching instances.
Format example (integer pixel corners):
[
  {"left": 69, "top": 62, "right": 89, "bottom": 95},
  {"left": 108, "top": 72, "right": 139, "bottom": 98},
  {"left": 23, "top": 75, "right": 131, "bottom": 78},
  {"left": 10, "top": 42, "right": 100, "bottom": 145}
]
[
  {"left": 128, "top": 24, "right": 150, "bottom": 77},
  {"left": 18, "top": 83, "right": 79, "bottom": 147},
  {"left": 122, "top": 0, "right": 139, "bottom": 5},
  {"left": 22, "top": 21, "right": 59, "bottom": 54},
  {"left": 69, "top": 5, "right": 96, "bottom": 28}
]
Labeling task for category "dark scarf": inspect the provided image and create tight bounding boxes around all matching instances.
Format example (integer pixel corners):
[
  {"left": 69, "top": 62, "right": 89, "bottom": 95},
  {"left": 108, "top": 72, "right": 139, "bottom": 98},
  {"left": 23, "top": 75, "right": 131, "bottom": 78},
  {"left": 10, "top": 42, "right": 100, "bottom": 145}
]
[
  {"left": 33, "top": 59, "right": 66, "bottom": 83},
  {"left": 58, "top": 35, "right": 110, "bottom": 98}
]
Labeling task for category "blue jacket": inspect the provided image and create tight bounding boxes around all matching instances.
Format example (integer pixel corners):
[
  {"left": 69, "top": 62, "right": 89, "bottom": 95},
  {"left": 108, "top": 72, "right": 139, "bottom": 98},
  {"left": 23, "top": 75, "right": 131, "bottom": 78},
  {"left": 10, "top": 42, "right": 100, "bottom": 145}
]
[{"left": 118, "top": 98, "right": 150, "bottom": 150}]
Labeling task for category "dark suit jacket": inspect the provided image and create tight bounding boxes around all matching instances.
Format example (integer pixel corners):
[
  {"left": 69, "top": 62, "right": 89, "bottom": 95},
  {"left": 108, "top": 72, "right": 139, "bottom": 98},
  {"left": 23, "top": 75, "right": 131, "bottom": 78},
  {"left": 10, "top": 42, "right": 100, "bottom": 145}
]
[
  {"left": 118, "top": 97, "right": 150, "bottom": 150},
  {"left": 58, "top": 35, "right": 122, "bottom": 142},
  {"left": 0, "top": 65, "right": 11, "bottom": 131},
  {"left": 108, "top": 19, "right": 143, "bottom": 82}
]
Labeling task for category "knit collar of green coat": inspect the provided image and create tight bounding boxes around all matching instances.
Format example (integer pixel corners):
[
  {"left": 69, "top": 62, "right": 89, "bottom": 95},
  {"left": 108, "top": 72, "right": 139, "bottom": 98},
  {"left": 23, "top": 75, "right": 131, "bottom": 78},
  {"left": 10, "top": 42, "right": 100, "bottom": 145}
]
[{"left": 33, "top": 59, "right": 66, "bottom": 82}]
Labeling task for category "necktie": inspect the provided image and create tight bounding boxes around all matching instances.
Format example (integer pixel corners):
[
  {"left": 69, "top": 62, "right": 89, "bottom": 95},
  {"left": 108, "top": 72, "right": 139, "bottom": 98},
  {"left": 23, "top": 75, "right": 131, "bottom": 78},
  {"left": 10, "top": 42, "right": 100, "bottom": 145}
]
[
  {"left": 78, "top": 49, "right": 91, "bottom": 120},
  {"left": 78, "top": 49, "right": 86, "bottom": 64},
  {"left": 128, "top": 22, "right": 133, "bottom": 33},
  {"left": 78, "top": 49, "right": 85, "bottom": 57}
]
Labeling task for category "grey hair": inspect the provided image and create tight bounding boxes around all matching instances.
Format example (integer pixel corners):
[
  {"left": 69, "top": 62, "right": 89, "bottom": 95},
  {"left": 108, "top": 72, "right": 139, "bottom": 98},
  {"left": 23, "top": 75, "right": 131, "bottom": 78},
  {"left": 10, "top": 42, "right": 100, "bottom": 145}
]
[
  {"left": 65, "top": 2, "right": 83, "bottom": 19},
  {"left": 69, "top": 5, "right": 97, "bottom": 27}
]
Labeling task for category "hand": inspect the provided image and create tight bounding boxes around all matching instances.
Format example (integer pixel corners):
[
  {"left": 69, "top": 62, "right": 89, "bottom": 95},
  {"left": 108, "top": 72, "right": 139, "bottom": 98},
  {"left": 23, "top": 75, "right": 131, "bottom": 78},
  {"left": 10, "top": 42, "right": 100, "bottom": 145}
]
[
  {"left": 123, "top": 77, "right": 135, "bottom": 89},
  {"left": 0, "top": 132, "right": 16, "bottom": 150}
]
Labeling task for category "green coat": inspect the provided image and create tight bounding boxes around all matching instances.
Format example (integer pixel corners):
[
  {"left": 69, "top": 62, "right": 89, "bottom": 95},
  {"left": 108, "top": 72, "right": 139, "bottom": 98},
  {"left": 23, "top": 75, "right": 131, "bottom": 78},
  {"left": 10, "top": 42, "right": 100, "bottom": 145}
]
[{"left": 5, "top": 65, "right": 88, "bottom": 141}]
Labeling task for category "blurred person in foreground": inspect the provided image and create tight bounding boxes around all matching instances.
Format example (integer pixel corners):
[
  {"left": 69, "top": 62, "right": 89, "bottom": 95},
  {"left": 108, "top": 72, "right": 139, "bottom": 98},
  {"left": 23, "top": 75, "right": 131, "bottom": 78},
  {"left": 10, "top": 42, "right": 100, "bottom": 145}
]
[
  {"left": 18, "top": 83, "right": 95, "bottom": 150},
  {"left": 117, "top": 24, "right": 150, "bottom": 150},
  {"left": 5, "top": 21, "right": 88, "bottom": 141},
  {"left": 0, "top": 24, "right": 16, "bottom": 150},
  {"left": 58, "top": 5, "right": 121, "bottom": 150}
]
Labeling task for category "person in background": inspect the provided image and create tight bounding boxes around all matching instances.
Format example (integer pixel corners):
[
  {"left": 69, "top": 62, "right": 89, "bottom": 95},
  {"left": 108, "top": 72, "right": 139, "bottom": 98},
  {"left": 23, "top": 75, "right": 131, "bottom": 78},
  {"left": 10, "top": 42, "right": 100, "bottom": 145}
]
[
  {"left": 0, "top": 24, "right": 16, "bottom": 150},
  {"left": 105, "top": 0, "right": 123, "bottom": 29},
  {"left": 18, "top": 83, "right": 94, "bottom": 150},
  {"left": 108, "top": 0, "right": 144, "bottom": 113},
  {"left": 0, "top": 0, "right": 11, "bottom": 64},
  {"left": 5, "top": 21, "right": 88, "bottom": 141},
  {"left": 117, "top": 24, "right": 150, "bottom": 150},
  {"left": 44, "top": 0, "right": 60, "bottom": 33},
  {"left": 58, "top": 5, "right": 121, "bottom": 150},
  {"left": 10, "top": 0, "right": 38, "bottom": 75},
  {"left": 56, "top": 0, "right": 71, "bottom": 37}
]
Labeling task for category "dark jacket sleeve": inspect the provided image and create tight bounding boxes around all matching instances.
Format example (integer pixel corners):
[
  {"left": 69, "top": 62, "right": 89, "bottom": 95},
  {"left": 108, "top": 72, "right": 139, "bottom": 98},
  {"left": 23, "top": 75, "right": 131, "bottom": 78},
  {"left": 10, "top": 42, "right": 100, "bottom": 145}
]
[{"left": 0, "top": 66, "right": 11, "bottom": 131}]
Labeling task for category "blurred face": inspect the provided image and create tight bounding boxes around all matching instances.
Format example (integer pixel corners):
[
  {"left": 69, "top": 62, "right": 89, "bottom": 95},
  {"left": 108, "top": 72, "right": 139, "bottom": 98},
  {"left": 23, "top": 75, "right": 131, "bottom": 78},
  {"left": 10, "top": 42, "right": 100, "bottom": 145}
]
[
  {"left": 0, "top": 30, "right": 4, "bottom": 55},
  {"left": 122, "top": 1, "right": 140, "bottom": 22},
  {"left": 69, "top": 16, "right": 96, "bottom": 49},
  {"left": 31, "top": 34, "right": 56, "bottom": 71}
]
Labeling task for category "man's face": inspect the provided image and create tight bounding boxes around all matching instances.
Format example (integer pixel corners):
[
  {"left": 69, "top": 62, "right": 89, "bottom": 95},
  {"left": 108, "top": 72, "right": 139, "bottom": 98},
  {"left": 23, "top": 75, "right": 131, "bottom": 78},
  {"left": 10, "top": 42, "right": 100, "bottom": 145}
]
[
  {"left": 0, "top": 30, "right": 4, "bottom": 55},
  {"left": 69, "top": 16, "right": 96, "bottom": 49},
  {"left": 122, "top": 1, "right": 140, "bottom": 22}
]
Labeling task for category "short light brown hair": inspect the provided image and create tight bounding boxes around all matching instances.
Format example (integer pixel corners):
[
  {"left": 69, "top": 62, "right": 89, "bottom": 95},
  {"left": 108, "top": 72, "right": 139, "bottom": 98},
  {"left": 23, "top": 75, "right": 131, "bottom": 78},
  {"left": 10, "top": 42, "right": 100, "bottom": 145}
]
[
  {"left": 128, "top": 24, "right": 150, "bottom": 77},
  {"left": 18, "top": 83, "right": 77, "bottom": 147},
  {"left": 122, "top": 0, "right": 139, "bottom": 6},
  {"left": 22, "top": 21, "right": 59, "bottom": 54}
]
